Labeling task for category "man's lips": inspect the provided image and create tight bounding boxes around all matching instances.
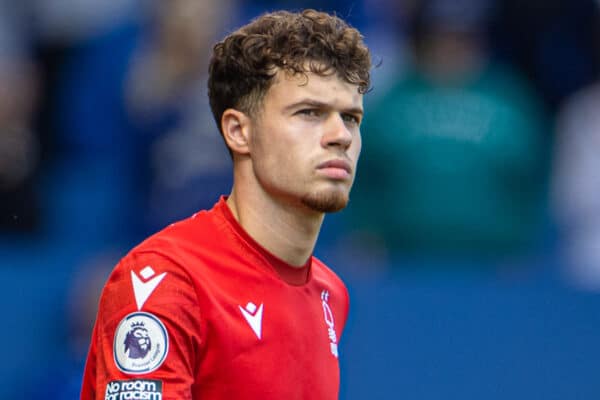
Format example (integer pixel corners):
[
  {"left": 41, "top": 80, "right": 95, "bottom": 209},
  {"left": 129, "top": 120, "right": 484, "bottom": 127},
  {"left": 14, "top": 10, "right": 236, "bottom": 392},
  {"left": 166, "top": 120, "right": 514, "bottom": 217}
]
[{"left": 316, "top": 159, "right": 352, "bottom": 179}]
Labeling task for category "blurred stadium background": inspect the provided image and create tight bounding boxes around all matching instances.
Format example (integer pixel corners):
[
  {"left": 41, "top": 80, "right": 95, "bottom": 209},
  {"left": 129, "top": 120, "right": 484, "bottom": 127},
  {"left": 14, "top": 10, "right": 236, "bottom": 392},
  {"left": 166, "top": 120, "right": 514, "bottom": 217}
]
[{"left": 1, "top": 0, "right": 600, "bottom": 398}]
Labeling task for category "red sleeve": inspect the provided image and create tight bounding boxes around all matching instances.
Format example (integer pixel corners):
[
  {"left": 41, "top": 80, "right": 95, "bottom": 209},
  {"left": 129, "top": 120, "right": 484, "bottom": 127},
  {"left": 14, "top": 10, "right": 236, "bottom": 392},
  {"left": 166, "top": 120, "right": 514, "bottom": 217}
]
[{"left": 81, "top": 250, "right": 203, "bottom": 400}]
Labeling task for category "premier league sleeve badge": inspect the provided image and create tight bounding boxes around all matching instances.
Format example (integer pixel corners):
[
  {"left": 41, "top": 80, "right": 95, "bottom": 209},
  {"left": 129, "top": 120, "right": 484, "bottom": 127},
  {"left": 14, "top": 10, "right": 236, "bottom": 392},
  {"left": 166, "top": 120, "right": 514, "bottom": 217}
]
[{"left": 113, "top": 312, "right": 169, "bottom": 374}]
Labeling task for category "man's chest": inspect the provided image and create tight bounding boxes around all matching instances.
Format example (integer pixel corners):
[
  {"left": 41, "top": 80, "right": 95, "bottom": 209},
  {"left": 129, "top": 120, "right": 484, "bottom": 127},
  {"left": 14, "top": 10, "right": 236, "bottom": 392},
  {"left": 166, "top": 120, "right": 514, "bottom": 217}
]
[{"left": 190, "top": 270, "right": 345, "bottom": 399}]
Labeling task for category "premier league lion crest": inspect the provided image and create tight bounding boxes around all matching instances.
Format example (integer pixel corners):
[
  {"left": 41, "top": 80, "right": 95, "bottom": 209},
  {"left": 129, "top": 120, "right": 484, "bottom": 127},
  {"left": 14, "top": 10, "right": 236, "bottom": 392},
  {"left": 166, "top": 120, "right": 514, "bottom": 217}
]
[
  {"left": 113, "top": 312, "right": 169, "bottom": 374},
  {"left": 125, "top": 322, "right": 152, "bottom": 359}
]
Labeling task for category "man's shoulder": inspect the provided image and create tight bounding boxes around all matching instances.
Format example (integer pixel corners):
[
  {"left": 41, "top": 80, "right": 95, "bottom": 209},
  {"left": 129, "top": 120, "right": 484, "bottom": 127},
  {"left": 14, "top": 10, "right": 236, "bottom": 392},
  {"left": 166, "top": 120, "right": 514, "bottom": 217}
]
[
  {"left": 149, "top": 207, "right": 219, "bottom": 241},
  {"left": 138, "top": 206, "right": 226, "bottom": 254},
  {"left": 108, "top": 206, "right": 226, "bottom": 278},
  {"left": 310, "top": 256, "right": 350, "bottom": 320},
  {"left": 311, "top": 256, "right": 347, "bottom": 292},
  {"left": 97, "top": 210, "right": 225, "bottom": 316}
]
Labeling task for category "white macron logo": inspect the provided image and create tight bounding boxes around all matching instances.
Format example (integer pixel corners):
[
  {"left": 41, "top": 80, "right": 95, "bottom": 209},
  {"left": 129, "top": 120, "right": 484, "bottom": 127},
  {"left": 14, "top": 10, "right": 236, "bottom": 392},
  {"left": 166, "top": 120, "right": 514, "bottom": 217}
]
[
  {"left": 239, "top": 302, "right": 264, "bottom": 340},
  {"left": 131, "top": 266, "right": 167, "bottom": 310}
]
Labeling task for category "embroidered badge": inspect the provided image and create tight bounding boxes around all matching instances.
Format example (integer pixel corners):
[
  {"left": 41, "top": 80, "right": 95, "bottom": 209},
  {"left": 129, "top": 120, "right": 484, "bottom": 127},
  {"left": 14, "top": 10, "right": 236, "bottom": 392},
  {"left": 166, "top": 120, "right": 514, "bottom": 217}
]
[
  {"left": 113, "top": 312, "right": 169, "bottom": 374},
  {"left": 321, "top": 290, "right": 339, "bottom": 358},
  {"left": 105, "top": 379, "right": 163, "bottom": 400}
]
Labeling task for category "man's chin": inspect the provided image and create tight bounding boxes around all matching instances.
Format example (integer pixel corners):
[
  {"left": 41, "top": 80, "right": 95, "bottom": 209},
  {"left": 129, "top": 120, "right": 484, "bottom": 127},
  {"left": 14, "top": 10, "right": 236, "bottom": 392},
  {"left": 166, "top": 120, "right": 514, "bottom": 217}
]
[{"left": 301, "top": 190, "right": 349, "bottom": 213}]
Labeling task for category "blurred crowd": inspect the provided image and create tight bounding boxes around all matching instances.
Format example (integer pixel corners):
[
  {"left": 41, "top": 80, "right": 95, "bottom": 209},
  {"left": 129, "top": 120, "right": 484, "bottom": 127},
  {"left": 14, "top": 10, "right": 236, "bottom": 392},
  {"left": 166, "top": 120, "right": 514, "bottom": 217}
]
[{"left": 1, "top": 0, "right": 600, "bottom": 398}]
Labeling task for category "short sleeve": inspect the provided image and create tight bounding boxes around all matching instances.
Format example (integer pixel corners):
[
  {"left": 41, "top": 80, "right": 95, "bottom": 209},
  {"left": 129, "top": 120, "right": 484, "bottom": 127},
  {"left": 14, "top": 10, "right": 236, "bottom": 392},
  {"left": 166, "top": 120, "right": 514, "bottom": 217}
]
[{"left": 81, "top": 250, "right": 203, "bottom": 400}]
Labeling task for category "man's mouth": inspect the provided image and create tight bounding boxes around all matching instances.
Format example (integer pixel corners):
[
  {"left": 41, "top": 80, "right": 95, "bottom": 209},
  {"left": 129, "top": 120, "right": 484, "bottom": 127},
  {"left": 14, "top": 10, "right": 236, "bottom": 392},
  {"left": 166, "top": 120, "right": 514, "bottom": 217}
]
[{"left": 316, "top": 159, "right": 352, "bottom": 179}]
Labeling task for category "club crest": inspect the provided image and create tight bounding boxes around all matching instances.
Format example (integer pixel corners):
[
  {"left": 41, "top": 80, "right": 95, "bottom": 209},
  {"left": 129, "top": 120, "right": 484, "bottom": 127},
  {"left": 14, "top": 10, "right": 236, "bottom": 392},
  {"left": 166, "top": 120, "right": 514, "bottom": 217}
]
[{"left": 113, "top": 312, "right": 169, "bottom": 374}]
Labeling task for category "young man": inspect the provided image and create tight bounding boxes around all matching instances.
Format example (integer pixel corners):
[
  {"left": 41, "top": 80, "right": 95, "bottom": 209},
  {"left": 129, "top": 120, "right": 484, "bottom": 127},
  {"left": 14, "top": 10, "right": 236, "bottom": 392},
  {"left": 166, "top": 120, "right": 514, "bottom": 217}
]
[{"left": 81, "top": 9, "right": 371, "bottom": 400}]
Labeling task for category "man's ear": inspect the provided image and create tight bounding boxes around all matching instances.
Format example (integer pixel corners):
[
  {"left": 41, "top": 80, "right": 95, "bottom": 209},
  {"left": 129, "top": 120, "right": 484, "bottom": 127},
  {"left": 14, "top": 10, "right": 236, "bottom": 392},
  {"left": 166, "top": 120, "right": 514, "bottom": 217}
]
[{"left": 221, "top": 109, "right": 251, "bottom": 155}]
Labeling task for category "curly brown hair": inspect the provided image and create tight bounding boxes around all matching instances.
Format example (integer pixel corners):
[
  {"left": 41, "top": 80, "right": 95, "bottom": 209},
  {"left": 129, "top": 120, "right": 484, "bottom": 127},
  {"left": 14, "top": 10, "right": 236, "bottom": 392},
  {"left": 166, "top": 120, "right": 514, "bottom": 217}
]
[{"left": 208, "top": 9, "right": 372, "bottom": 135}]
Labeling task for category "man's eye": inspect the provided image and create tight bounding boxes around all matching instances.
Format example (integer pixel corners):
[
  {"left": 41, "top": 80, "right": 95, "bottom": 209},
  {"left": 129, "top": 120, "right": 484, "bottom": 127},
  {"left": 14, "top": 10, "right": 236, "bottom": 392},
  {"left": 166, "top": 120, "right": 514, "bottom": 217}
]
[
  {"left": 342, "top": 114, "right": 360, "bottom": 125},
  {"left": 297, "top": 109, "right": 321, "bottom": 117}
]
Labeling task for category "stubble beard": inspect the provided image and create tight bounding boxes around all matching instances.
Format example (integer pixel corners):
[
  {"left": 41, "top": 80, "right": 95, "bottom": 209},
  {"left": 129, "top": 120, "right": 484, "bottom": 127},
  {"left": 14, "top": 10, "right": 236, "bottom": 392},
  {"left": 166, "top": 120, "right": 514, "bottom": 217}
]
[{"left": 300, "top": 189, "right": 349, "bottom": 213}]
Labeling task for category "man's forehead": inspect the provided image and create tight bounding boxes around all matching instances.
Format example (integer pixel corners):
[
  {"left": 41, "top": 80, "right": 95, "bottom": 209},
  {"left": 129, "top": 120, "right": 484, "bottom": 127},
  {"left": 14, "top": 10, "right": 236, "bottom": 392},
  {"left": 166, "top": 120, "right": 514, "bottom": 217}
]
[{"left": 270, "top": 69, "right": 363, "bottom": 105}]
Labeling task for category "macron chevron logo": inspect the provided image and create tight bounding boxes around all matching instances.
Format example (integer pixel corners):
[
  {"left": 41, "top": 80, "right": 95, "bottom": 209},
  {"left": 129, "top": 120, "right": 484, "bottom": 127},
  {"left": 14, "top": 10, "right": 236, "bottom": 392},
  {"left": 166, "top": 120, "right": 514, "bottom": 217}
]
[
  {"left": 131, "top": 266, "right": 167, "bottom": 310},
  {"left": 239, "top": 302, "right": 264, "bottom": 340}
]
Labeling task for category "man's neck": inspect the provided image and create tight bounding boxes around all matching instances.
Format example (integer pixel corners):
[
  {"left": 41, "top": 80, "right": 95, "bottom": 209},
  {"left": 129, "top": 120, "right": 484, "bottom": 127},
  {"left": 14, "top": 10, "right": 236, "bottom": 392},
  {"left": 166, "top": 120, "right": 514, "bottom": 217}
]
[{"left": 226, "top": 187, "right": 324, "bottom": 267}]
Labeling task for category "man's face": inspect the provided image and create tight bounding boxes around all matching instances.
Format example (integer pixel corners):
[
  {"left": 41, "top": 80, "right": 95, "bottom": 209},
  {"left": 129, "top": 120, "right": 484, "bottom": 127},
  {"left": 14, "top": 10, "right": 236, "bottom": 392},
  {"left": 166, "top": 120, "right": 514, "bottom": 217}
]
[{"left": 249, "top": 70, "right": 363, "bottom": 213}]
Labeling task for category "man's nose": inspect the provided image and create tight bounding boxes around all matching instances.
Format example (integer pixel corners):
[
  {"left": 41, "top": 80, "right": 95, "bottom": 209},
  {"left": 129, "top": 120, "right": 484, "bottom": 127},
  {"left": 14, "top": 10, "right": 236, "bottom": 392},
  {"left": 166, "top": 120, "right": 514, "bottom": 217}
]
[{"left": 322, "top": 113, "right": 353, "bottom": 149}]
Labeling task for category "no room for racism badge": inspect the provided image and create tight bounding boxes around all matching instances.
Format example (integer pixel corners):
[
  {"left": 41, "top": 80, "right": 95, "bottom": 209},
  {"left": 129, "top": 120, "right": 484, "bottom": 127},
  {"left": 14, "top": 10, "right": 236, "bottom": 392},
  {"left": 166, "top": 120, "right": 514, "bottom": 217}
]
[{"left": 105, "top": 379, "right": 163, "bottom": 400}]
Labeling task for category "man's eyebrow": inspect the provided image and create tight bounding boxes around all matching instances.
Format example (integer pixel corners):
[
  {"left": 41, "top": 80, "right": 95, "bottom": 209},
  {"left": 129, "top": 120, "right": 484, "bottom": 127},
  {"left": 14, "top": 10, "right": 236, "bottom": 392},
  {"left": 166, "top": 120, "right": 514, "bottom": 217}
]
[{"left": 283, "top": 99, "right": 364, "bottom": 116}]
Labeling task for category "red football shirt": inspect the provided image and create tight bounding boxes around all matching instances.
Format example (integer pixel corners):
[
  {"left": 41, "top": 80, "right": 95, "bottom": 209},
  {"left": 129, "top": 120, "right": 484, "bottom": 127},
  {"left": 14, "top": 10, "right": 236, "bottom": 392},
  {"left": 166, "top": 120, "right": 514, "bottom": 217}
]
[{"left": 81, "top": 197, "right": 350, "bottom": 399}]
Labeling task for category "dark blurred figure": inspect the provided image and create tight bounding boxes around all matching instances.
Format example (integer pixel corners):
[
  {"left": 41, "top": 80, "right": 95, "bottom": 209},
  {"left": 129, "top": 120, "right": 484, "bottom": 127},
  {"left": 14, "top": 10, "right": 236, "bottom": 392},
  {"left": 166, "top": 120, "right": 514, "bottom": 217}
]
[
  {"left": 39, "top": 0, "right": 149, "bottom": 246},
  {"left": 346, "top": 0, "right": 551, "bottom": 266},
  {"left": 29, "top": 0, "right": 238, "bottom": 244},
  {"left": 126, "top": 0, "right": 238, "bottom": 234},
  {"left": 1, "top": 0, "right": 147, "bottom": 244},
  {"left": 490, "top": 0, "right": 600, "bottom": 112},
  {"left": 0, "top": 3, "right": 41, "bottom": 233}
]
